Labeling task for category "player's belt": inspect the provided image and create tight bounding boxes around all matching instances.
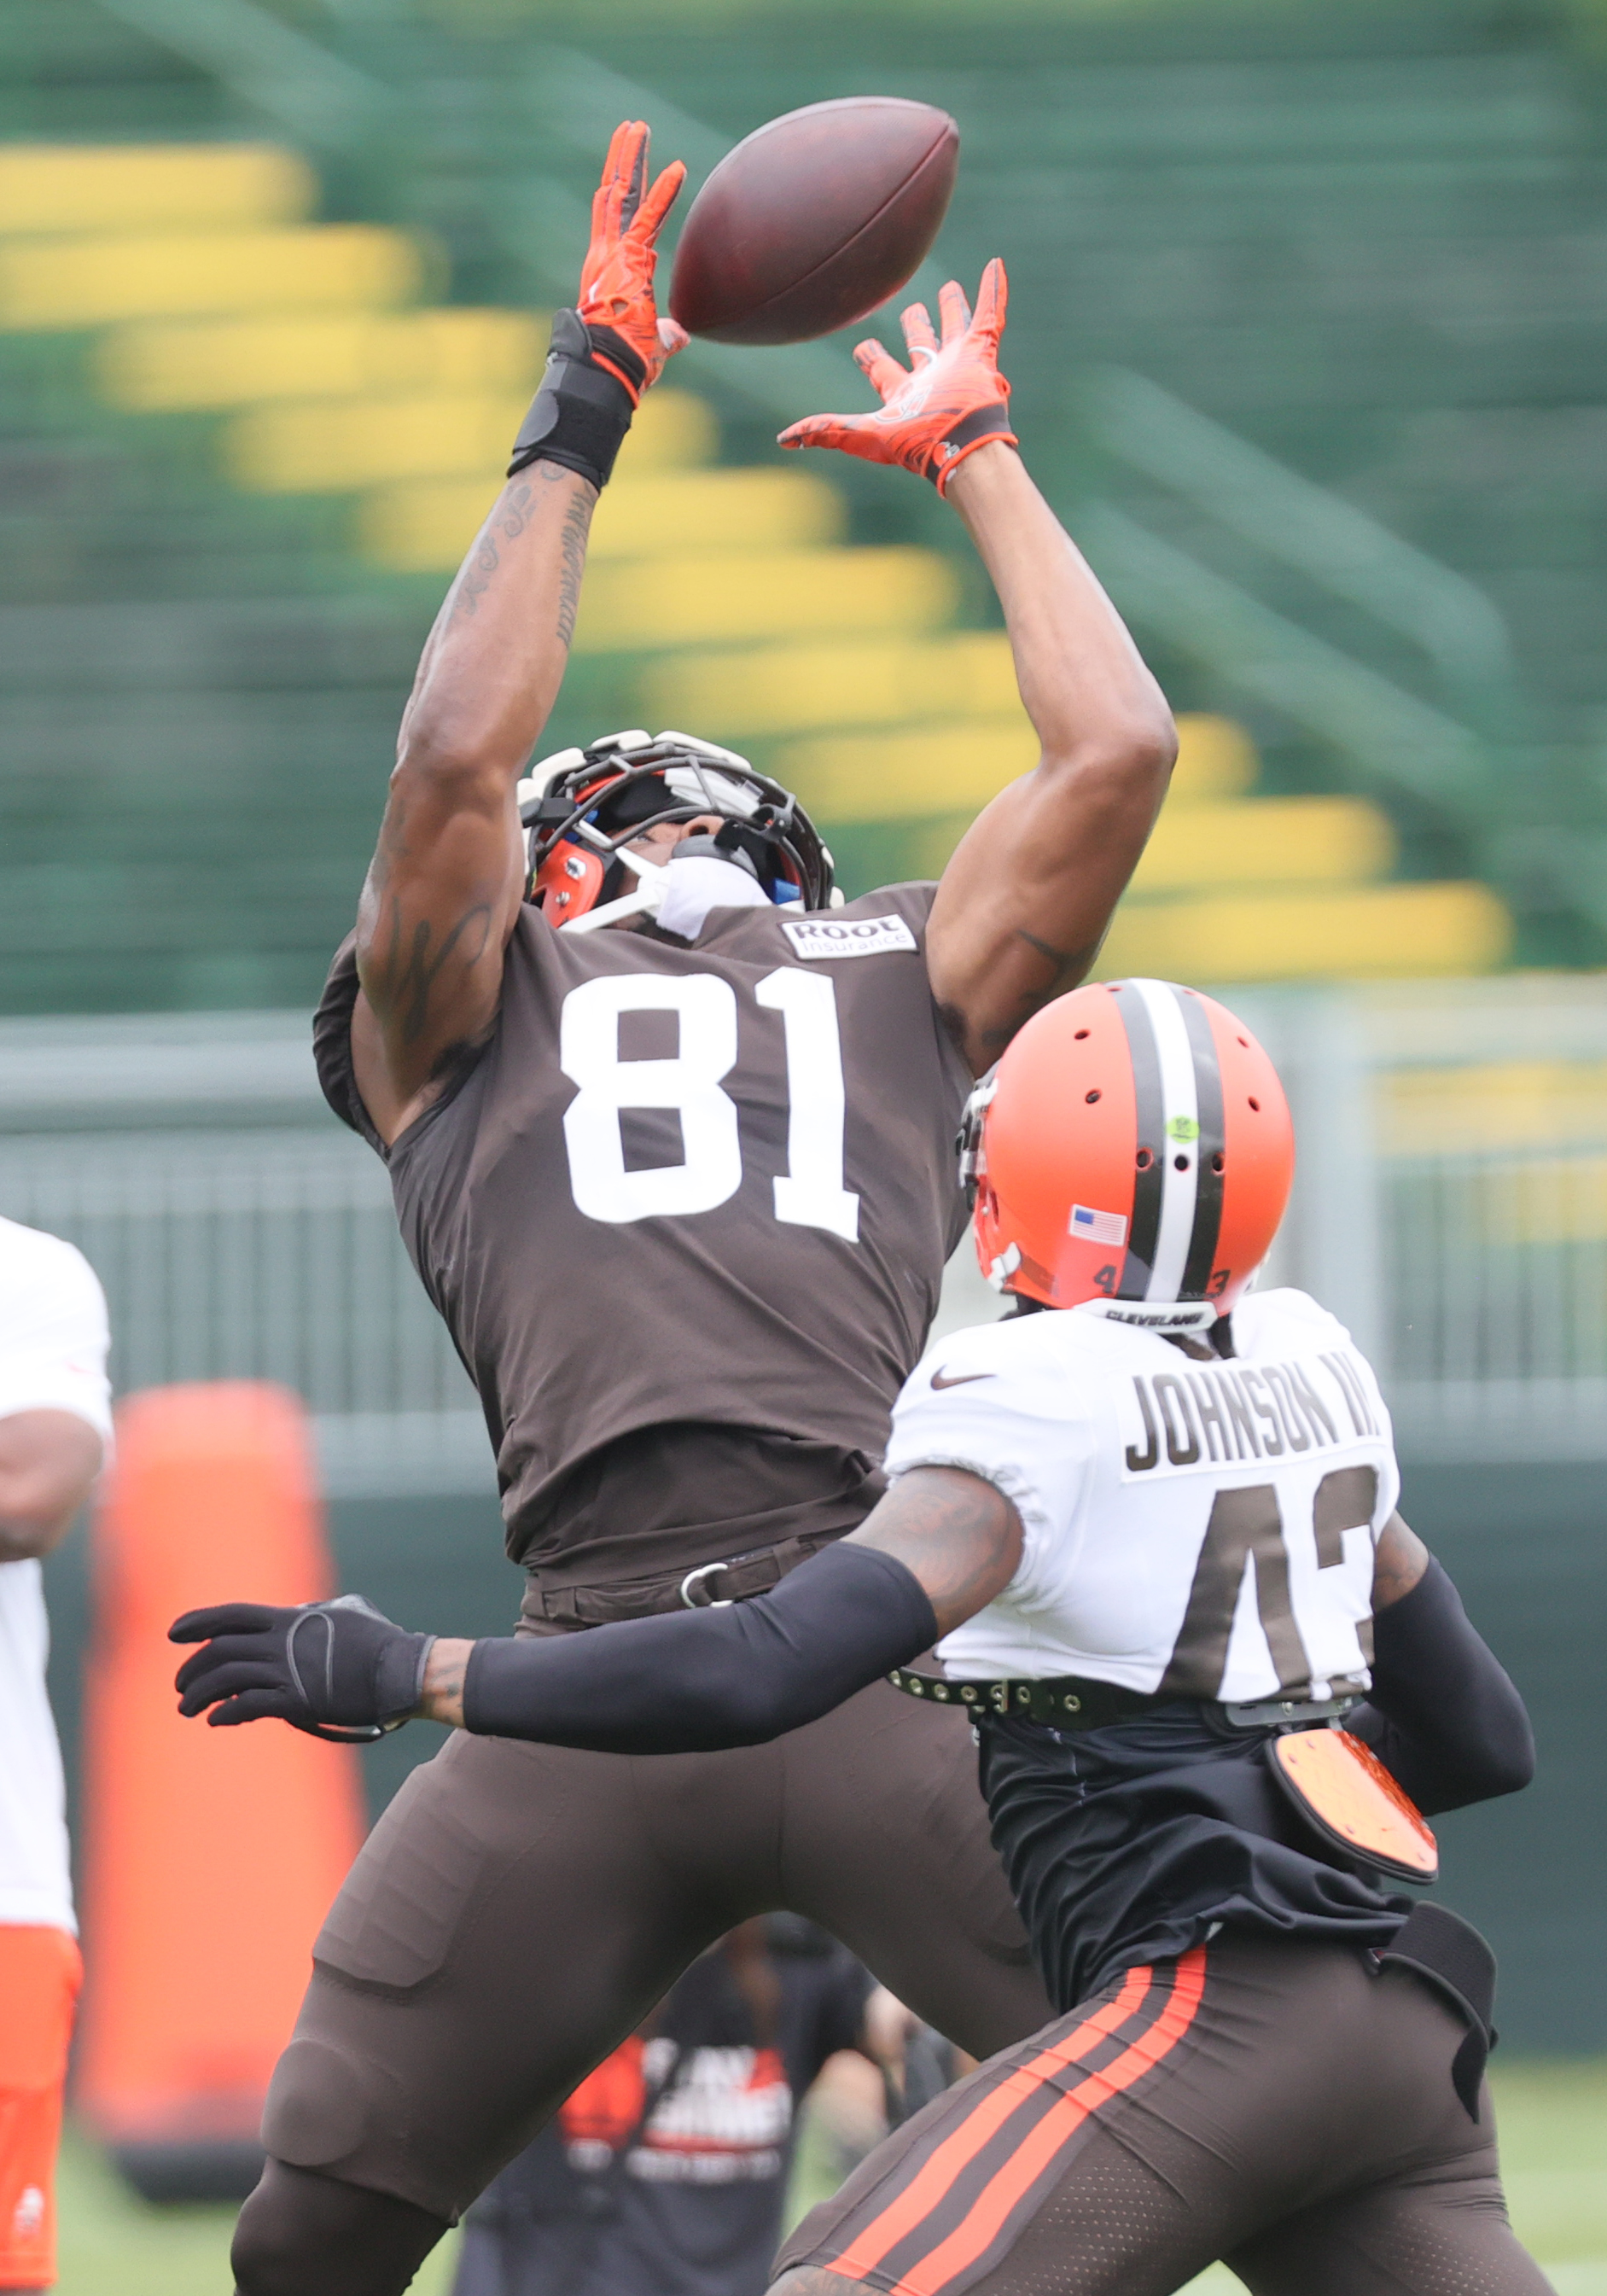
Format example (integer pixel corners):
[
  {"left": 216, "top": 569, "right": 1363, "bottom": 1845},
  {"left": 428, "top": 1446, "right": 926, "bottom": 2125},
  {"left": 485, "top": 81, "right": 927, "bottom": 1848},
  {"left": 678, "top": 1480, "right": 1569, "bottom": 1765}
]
[
  {"left": 886, "top": 1668, "right": 1358, "bottom": 1734},
  {"left": 526, "top": 1531, "right": 837, "bottom": 1627},
  {"left": 885, "top": 1668, "right": 1162, "bottom": 1728}
]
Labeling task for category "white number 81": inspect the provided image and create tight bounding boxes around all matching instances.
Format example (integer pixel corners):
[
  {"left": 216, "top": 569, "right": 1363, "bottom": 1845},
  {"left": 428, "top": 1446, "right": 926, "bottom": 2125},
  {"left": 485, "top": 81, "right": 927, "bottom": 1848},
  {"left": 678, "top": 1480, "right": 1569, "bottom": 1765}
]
[{"left": 560, "top": 970, "right": 860, "bottom": 1240}]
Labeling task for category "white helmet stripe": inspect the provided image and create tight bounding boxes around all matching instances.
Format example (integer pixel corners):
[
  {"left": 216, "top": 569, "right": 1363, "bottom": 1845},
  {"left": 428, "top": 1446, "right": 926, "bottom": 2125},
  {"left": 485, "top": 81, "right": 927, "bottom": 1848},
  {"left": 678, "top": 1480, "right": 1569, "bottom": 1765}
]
[{"left": 1129, "top": 977, "right": 1200, "bottom": 1302}]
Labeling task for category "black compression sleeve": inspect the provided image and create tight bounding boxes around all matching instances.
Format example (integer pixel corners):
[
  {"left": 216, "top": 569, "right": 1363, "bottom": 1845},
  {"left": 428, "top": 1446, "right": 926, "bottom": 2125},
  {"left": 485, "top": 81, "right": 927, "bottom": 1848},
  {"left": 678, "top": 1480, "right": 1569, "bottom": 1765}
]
[
  {"left": 463, "top": 1541, "right": 938, "bottom": 1753},
  {"left": 1345, "top": 1555, "right": 1534, "bottom": 1815}
]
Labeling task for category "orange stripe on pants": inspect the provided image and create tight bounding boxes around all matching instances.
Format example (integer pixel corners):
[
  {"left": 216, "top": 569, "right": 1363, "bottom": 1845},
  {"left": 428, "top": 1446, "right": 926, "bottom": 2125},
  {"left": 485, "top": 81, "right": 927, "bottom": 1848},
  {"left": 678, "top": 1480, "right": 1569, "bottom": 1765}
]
[
  {"left": 899, "top": 1947, "right": 1208, "bottom": 2296},
  {"left": 827, "top": 1967, "right": 1154, "bottom": 2284}
]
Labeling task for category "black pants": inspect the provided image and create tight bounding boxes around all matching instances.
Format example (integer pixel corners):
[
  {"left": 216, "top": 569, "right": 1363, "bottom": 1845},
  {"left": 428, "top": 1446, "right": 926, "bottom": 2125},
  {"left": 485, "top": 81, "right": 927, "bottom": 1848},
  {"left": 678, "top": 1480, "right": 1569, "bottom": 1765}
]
[
  {"left": 776, "top": 1931, "right": 1548, "bottom": 2296},
  {"left": 237, "top": 1683, "right": 1049, "bottom": 2255}
]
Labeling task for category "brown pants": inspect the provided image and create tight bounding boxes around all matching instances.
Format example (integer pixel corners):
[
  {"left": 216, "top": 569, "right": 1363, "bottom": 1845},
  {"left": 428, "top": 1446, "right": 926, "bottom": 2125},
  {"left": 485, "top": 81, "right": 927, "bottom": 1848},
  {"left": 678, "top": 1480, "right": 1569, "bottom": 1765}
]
[
  {"left": 777, "top": 1931, "right": 1547, "bottom": 2296},
  {"left": 258, "top": 1681, "right": 1051, "bottom": 2223}
]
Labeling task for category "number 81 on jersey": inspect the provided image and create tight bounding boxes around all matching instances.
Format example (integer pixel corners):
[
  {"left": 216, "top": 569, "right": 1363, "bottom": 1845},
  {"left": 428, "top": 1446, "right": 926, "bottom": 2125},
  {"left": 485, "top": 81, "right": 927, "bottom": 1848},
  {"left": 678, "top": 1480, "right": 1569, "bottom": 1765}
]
[{"left": 559, "top": 970, "right": 861, "bottom": 1239}]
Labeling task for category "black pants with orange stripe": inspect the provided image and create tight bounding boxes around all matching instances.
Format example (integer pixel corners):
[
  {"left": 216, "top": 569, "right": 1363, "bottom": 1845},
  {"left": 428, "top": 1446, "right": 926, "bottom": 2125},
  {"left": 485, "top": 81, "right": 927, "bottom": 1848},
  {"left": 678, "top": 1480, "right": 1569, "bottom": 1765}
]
[{"left": 776, "top": 1932, "right": 1548, "bottom": 2296}]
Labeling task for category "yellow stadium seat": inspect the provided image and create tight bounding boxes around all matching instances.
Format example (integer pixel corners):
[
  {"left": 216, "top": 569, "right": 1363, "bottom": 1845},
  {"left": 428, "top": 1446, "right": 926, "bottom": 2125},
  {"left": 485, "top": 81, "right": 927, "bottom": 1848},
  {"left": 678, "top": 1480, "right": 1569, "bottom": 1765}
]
[
  {"left": 776, "top": 709, "right": 1266, "bottom": 825},
  {"left": 1093, "top": 881, "right": 1512, "bottom": 981},
  {"left": 0, "top": 226, "right": 421, "bottom": 329},
  {"left": 230, "top": 383, "right": 712, "bottom": 493},
  {"left": 777, "top": 721, "right": 1036, "bottom": 820},
  {"left": 1383, "top": 1060, "right": 1607, "bottom": 1157},
  {"left": 1130, "top": 795, "right": 1395, "bottom": 893},
  {"left": 644, "top": 632, "right": 1018, "bottom": 736},
  {"left": 97, "top": 308, "right": 547, "bottom": 410},
  {"left": 0, "top": 144, "right": 313, "bottom": 236},
  {"left": 574, "top": 548, "right": 957, "bottom": 653},
  {"left": 591, "top": 468, "right": 844, "bottom": 560},
  {"left": 361, "top": 463, "right": 843, "bottom": 574},
  {"left": 229, "top": 392, "right": 530, "bottom": 491},
  {"left": 1170, "top": 714, "right": 1259, "bottom": 803}
]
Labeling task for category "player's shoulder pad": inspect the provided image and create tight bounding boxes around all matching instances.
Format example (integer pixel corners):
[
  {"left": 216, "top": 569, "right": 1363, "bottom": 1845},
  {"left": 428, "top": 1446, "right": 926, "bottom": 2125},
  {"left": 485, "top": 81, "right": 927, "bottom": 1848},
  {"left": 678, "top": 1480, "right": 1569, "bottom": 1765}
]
[
  {"left": 903, "top": 1311, "right": 1082, "bottom": 1419},
  {"left": 1235, "top": 1285, "right": 1355, "bottom": 1355},
  {"left": 0, "top": 1215, "right": 105, "bottom": 1316}
]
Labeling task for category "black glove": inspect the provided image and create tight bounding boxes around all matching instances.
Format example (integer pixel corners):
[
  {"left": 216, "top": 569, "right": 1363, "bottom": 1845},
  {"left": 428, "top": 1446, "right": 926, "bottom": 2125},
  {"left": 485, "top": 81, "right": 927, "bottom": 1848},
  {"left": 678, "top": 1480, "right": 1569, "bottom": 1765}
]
[
  {"left": 507, "top": 308, "right": 643, "bottom": 492},
  {"left": 170, "top": 1595, "right": 434, "bottom": 1745}
]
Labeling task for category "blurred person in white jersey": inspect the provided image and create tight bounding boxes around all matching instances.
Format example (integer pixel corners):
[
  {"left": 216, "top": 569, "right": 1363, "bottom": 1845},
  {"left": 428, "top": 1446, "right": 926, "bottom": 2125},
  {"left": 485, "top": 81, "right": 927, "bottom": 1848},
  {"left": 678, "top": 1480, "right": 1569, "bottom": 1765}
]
[
  {"left": 178, "top": 981, "right": 1543, "bottom": 2293},
  {"left": 0, "top": 1219, "right": 111, "bottom": 2293}
]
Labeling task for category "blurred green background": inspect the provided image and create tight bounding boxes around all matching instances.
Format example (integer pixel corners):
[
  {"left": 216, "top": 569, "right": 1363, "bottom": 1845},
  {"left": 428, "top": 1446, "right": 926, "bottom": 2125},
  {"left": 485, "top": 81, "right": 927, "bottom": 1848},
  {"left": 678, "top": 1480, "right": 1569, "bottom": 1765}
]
[{"left": 8, "top": 0, "right": 1607, "bottom": 1006}]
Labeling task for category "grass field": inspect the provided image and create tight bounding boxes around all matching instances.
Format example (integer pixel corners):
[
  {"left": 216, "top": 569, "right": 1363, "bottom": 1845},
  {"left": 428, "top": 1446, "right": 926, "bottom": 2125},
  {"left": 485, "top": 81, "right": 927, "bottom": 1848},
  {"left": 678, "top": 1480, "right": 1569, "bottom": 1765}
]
[{"left": 51, "top": 2060, "right": 1607, "bottom": 2295}]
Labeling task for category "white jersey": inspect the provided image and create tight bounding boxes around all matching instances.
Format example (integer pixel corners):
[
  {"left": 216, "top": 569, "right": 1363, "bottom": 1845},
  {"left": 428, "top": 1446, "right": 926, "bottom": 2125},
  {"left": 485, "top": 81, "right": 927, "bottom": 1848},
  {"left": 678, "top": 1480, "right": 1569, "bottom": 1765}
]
[
  {"left": 0, "top": 1217, "right": 113, "bottom": 1934},
  {"left": 883, "top": 1289, "right": 1397, "bottom": 1706}
]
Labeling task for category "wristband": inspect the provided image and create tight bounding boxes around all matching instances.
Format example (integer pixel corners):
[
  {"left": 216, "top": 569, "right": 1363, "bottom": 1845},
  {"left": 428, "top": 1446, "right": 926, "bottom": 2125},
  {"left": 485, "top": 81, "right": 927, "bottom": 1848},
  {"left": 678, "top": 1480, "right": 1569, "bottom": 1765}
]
[
  {"left": 932, "top": 406, "right": 1018, "bottom": 496},
  {"left": 507, "top": 309, "right": 646, "bottom": 492}
]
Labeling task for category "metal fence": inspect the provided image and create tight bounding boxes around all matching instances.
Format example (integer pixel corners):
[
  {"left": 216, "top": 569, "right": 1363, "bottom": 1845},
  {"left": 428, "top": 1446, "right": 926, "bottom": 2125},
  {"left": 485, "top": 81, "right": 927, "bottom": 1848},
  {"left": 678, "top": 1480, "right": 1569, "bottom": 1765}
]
[{"left": 3, "top": 986, "right": 1605, "bottom": 1490}]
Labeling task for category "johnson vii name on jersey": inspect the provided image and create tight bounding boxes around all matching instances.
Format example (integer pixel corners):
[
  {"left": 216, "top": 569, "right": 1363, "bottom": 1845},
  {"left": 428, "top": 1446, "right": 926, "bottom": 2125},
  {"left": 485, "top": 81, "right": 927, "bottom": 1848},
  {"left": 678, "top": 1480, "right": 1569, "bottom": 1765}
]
[{"left": 885, "top": 1288, "right": 1399, "bottom": 1707}]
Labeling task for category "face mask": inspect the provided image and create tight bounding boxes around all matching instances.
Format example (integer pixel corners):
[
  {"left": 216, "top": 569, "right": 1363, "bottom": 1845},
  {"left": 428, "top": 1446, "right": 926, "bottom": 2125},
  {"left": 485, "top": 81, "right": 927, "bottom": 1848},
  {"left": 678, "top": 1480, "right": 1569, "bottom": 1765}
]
[{"left": 655, "top": 852, "right": 771, "bottom": 940}]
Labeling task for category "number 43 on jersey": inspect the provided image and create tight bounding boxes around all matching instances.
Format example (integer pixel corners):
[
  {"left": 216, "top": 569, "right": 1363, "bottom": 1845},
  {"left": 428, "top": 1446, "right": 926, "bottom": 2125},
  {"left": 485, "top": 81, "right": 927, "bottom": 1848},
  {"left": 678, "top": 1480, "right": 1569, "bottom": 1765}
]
[{"left": 559, "top": 970, "right": 861, "bottom": 1239}]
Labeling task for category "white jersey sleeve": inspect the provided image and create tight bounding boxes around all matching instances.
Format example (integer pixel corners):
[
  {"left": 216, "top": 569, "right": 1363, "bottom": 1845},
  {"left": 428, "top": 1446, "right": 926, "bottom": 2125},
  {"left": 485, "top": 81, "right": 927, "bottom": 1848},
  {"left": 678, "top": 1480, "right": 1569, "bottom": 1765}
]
[
  {"left": 0, "top": 1217, "right": 113, "bottom": 1442},
  {"left": 0, "top": 1220, "right": 111, "bottom": 1938},
  {"left": 883, "top": 1319, "right": 1100, "bottom": 1676}
]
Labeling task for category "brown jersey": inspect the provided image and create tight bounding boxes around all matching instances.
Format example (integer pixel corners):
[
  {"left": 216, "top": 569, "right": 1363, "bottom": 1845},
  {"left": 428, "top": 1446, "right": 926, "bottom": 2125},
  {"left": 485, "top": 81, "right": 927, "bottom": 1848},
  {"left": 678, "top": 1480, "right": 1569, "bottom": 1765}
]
[{"left": 314, "top": 883, "right": 975, "bottom": 1591}]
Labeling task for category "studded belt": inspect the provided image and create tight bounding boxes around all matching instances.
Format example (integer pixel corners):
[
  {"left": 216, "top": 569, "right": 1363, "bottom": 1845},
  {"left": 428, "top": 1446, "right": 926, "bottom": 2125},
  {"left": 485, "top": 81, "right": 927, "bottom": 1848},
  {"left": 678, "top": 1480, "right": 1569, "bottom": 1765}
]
[{"left": 886, "top": 1667, "right": 1358, "bottom": 1734}]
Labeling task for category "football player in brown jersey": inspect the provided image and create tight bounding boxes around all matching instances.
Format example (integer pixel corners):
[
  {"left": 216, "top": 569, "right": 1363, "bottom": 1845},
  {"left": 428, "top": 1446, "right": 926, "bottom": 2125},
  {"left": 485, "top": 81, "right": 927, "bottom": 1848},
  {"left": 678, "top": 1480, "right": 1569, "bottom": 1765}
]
[{"left": 218, "top": 124, "right": 1176, "bottom": 2295}]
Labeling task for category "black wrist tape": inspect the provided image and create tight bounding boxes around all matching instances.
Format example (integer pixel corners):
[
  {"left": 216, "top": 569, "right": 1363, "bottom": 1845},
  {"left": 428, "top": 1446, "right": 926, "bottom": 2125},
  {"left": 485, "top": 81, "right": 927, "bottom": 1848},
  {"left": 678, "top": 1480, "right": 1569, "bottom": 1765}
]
[
  {"left": 507, "top": 309, "right": 644, "bottom": 491},
  {"left": 930, "top": 404, "right": 1017, "bottom": 488}
]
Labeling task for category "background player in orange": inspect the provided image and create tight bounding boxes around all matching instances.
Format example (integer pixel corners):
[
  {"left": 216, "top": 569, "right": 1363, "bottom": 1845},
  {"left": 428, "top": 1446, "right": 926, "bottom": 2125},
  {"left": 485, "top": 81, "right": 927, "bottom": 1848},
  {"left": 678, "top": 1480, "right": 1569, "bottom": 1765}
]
[
  {"left": 0, "top": 1218, "right": 112, "bottom": 2294},
  {"left": 178, "top": 983, "right": 1540, "bottom": 2294},
  {"left": 178, "top": 122, "right": 1174, "bottom": 2295}
]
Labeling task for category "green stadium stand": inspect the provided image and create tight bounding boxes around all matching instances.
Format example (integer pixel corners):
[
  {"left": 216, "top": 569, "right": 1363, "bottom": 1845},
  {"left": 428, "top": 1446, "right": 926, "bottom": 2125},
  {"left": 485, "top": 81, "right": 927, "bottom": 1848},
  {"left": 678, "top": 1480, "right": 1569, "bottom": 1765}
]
[{"left": 1, "top": 0, "right": 1604, "bottom": 1011}]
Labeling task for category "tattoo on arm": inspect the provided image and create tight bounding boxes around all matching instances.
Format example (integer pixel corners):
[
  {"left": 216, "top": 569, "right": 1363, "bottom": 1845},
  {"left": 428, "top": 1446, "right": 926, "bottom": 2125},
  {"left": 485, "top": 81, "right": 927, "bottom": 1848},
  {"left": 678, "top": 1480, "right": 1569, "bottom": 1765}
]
[
  {"left": 556, "top": 482, "right": 592, "bottom": 649},
  {"left": 853, "top": 1466, "right": 1023, "bottom": 1638},
  {"left": 937, "top": 925, "right": 1105, "bottom": 1063},
  {"left": 370, "top": 894, "right": 495, "bottom": 1046},
  {"left": 419, "top": 1637, "right": 472, "bottom": 1728}
]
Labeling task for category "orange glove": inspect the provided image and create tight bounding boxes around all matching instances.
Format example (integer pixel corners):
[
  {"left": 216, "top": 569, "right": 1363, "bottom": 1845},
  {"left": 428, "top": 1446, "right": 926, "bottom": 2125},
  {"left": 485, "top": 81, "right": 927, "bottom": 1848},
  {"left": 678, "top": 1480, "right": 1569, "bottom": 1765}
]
[
  {"left": 576, "top": 119, "right": 688, "bottom": 402},
  {"left": 508, "top": 123, "right": 687, "bottom": 489},
  {"left": 778, "top": 259, "right": 1017, "bottom": 496}
]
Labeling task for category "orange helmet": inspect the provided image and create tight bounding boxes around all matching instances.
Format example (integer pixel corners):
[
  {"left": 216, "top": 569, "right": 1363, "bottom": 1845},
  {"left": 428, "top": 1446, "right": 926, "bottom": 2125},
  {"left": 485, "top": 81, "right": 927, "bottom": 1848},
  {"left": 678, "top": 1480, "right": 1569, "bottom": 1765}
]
[{"left": 962, "top": 978, "right": 1294, "bottom": 1322}]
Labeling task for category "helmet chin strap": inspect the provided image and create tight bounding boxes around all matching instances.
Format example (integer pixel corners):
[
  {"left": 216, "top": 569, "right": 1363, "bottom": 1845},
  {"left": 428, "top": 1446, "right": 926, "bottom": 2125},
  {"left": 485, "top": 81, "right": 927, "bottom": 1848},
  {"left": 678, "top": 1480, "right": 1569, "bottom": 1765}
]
[
  {"left": 559, "top": 845, "right": 773, "bottom": 938},
  {"left": 558, "top": 842, "right": 669, "bottom": 934}
]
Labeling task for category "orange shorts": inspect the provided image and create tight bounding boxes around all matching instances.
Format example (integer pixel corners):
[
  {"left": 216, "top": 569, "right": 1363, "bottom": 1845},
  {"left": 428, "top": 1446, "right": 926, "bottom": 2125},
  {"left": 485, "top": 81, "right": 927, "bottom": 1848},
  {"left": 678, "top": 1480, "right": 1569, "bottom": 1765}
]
[{"left": 0, "top": 1926, "right": 81, "bottom": 2289}]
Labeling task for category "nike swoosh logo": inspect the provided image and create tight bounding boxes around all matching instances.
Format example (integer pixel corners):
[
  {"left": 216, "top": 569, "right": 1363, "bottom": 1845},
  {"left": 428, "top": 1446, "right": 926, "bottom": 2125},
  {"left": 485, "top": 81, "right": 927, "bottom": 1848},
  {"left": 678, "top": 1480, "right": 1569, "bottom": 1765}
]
[{"left": 930, "top": 1368, "right": 995, "bottom": 1390}]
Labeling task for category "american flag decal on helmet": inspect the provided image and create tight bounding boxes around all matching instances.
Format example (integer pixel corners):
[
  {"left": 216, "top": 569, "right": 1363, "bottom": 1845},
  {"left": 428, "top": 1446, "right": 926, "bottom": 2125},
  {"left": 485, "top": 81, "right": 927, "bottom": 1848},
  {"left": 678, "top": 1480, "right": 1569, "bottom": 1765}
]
[{"left": 1070, "top": 1204, "right": 1127, "bottom": 1246}]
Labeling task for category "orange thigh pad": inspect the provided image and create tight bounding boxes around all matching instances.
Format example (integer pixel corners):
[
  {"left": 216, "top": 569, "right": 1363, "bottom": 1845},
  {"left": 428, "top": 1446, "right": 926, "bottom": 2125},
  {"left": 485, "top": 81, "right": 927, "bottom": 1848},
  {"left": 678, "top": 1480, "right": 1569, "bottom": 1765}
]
[{"left": 1269, "top": 1728, "right": 1438, "bottom": 1885}]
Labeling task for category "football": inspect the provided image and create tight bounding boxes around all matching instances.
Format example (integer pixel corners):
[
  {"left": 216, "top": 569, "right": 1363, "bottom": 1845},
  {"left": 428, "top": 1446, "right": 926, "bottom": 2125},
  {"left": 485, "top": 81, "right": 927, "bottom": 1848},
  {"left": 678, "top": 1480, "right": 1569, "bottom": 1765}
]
[{"left": 668, "top": 97, "right": 959, "bottom": 347}]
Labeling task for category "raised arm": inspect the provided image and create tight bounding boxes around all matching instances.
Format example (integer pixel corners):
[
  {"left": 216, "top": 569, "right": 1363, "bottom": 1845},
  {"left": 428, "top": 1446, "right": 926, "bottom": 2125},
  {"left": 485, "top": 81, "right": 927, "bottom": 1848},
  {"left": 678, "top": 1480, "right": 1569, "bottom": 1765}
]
[
  {"left": 776, "top": 261, "right": 1174, "bottom": 1075},
  {"left": 168, "top": 1469, "right": 1021, "bottom": 1749},
  {"left": 350, "top": 124, "right": 686, "bottom": 1142},
  {"left": 929, "top": 445, "right": 1174, "bottom": 1070}
]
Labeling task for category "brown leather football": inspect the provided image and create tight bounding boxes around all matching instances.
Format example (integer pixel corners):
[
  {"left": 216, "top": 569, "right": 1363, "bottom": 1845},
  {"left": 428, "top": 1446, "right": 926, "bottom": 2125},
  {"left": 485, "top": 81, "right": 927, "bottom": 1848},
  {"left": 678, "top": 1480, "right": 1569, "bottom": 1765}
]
[{"left": 668, "top": 97, "right": 959, "bottom": 347}]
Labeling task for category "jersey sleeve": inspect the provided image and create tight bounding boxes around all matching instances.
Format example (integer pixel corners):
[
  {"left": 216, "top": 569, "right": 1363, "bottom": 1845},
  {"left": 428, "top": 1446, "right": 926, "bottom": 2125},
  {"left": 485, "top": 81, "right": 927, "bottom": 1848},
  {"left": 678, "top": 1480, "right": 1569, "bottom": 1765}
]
[
  {"left": 312, "top": 937, "right": 388, "bottom": 1152},
  {"left": 882, "top": 1330, "right": 1096, "bottom": 1600},
  {"left": 0, "top": 1230, "right": 113, "bottom": 1443}
]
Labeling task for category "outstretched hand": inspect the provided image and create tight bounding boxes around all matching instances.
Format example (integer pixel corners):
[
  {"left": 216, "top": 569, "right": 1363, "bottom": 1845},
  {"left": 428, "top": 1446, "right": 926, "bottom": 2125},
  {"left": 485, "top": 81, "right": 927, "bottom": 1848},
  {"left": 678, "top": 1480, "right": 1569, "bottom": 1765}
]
[
  {"left": 778, "top": 259, "right": 1017, "bottom": 494},
  {"left": 170, "top": 1594, "right": 434, "bottom": 1744},
  {"left": 577, "top": 119, "right": 688, "bottom": 398}
]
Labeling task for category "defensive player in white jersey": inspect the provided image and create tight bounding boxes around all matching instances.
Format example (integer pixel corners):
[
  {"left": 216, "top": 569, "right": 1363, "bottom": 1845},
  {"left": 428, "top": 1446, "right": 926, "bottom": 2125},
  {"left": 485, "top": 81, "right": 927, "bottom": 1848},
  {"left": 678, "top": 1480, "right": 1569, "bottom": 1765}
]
[
  {"left": 174, "top": 982, "right": 1540, "bottom": 2295},
  {"left": 0, "top": 1217, "right": 112, "bottom": 2294}
]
